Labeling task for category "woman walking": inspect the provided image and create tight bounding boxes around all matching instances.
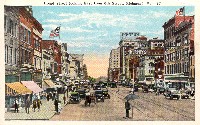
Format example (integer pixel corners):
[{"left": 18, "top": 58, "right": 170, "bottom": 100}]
[
  {"left": 32, "top": 100, "right": 37, "bottom": 112},
  {"left": 37, "top": 99, "right": 42, "bottom": 111}
]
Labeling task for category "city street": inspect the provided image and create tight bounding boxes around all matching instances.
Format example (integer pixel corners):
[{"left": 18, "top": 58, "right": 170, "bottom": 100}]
[{"left": 51, "top": 86, "right": 195, "bottom": 121}]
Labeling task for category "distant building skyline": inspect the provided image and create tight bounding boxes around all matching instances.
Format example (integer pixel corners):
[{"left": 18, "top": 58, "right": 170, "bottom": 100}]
[{"left": 32, "top": 6, "right": 194, "bottom": 78}]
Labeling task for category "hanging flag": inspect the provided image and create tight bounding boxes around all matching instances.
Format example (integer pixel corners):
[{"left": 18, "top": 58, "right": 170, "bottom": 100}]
[
  {"left": 176, "top": 7, "right": 185, "bottom": 16},
  {"left": 49, "top": 26, "right": 60, "bottom": 38}
]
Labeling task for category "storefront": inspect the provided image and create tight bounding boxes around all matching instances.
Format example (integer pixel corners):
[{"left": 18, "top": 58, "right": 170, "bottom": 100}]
[
  {"left": 5, "top": 82, "right": 32, "bottom": 112},
  {"left": 21, "top": 81, "right": 43, "bottom": 100}
]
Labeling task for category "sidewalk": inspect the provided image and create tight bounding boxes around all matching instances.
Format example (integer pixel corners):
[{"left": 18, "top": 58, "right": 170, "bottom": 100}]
[{"left": 5, "top": 94, "right": 67, "bottom": 120}]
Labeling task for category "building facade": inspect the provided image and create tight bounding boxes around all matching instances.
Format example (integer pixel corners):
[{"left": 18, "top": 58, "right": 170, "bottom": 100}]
[
  {"left": 42, "top": 40, "right": 62, "bottom": 81},
  {"left": 108, "top": 47, "right": 120, "bottom": 82},
  {"left": 4, "top": 6, "right": 20, "bottom": 83},
  {"left": 163, "top": 13, "right": 194, "bottom": 89}
]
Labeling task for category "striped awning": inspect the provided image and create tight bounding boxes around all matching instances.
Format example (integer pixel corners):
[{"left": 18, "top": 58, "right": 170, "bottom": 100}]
[
  {"left": 5, "top": 82, "right": 32, "bottom": 95},
  {"left": 21, "top": 81, "right": 43, "bottom": 94}
]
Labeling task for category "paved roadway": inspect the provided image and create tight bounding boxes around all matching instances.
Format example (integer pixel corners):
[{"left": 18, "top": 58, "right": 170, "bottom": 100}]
[{"left": 51, "top": 86, "right": 195, "bottom": 121}]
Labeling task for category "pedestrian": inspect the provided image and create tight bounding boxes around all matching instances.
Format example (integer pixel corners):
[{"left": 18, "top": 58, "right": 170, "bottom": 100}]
[
  {"left": 14, "top": 98, "right": 19, "bottom": 113},
  {"left": 25, "top": 96, "right": 31, "bottom": 114},
  {"left": 131, "top": 87, "right": 134, "bottom": 94},
  {"left": 47, "top": 93, "right": 50, "bottom": 101},
  {"left": 58, "top": 102, "right": 62, "bottom": 114},
  {"left": 88, "top": 96, "right": 91, "bottom": 107},
  {"left": 63, "top": 95, "right": 66, "bottom": 104},
  {"left": 125, "top": 100, "right": 131, "bottom": 118},
  {"left": 37, "top": 99, "right": 42, "bottom": 111},
  {"left": 52, "top": 92, "right": 56, "bottom": 101},
  {"left": 32, "top": 100, "right": 37, "bottom": 112},
  {"left": 49, "top": 92, "right": 52, "bottom": 100},
  {"left": 54, "top": 98, "right": 58, "bottom": 113}
]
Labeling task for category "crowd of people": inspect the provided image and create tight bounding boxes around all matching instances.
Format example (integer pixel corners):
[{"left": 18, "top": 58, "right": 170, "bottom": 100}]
[{"left": 13, "top": 91, "right": 65, "bottom": 114}]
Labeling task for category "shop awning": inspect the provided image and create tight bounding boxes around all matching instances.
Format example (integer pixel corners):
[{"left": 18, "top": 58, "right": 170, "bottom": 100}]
[
  {"left": 5, "top": 82, "right": 32, "bottom": 95},
  {"left": 44, "top": 80, "right": 56, "bottom": 88},
  {"left": 165, "top": 76, "right": 188, "bottom": 82},
  {"left": 21, "top": 81, "right": 43, "bottom": 94}
]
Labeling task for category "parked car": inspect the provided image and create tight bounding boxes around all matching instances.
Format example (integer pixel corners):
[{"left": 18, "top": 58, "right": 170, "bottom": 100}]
[
  {"left": 102, "top": 88, "right": 110, "bottom": 99},
  {"left": 68, "top": 92, "right": 81, "bottom": 104},
  {"left": 95, "top": 90, "right": 104, "bottom": 102},
  {"left": 164, "top": 88, "right": 180, "bottom": 100},
  {"left": 179, "top": 89, "right": 190, "bottom": 99}
]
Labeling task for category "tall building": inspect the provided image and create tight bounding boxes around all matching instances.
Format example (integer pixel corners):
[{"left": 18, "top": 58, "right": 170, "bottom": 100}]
[
  {"left": 162, "top": 8, "right": 194, "bottom": 89},
  {"left": 82, "top": 64, "right": 88, "bottom": 80},
  {"left": 108, "top": 47, "right": 120, "bottom": 82},
  {"left": 4, "top": 6, "right": 20, "bottom": 83},
  {"left": 61, "top": 43, "right": 70, "bottom": 82},
  {"left": 69, "top": 54, "right": 84, "bottom": 83},
  {"left": 42, "top": 40, "right": 62, "bottom": 81}
]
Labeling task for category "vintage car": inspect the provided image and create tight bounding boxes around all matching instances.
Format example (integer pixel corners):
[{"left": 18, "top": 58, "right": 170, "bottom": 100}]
[
  {"left": 93, "top": 85, "right": 101, "bottom": 90},
  {"left": 142, "top": 85, "right": 149, "bottom": 93},
  {"left": 102, "top": 88, "right": 110, "bottom": 99},
  {"left": 158, "top": 87, "right": 165, "bottom": 94},
  {"left": 133, "top": 84, "right": 139, "bottom": 92},
  {"left": 110, "top": 82, "right": 117, "bottom": 88},
  {"left": 180, "top": 89, "right": 190, "bottom": 99},
  {"left": 164, "top": 88, "right": 180, "bottom": 100},
  {"left": 76, "top": 89, "right": 86, "bottom": 99},
  {"left": 68, "top": 92, "right": 81, "bottom": 104},
  {"left": 95, "top": 90, "right": 104, "bottom": 102}
]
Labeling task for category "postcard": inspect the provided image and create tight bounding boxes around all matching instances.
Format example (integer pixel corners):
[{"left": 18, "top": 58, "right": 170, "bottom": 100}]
[{"left": 1, "top": 0, "right": 199, "bottom": 125}]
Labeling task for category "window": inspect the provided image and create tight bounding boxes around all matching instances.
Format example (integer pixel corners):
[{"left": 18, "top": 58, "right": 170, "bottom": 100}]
[
  {"left": 183, "top": 34, "right": 188, "bottom": 44},
  {"left": 14, "top": 48, "right": 17, "bottom": 64},
  {"left": 34, "top": 58, "right": 36, "bottom": 69},
  {"left": 15, "top": 23, "right": 17, "bottom": 37},
  {"left": 24, "top": 28, "right": 27, "bottom": 42},
  {"left": 176, "top": 36, "right": 181, "bottom": 46},
  {"left": 28, "top": 31, "right": 31, "bottom": 44},
  {"left": 167, "top": 65, "right": 169, "bottom": 74},
  {"left": 4, "top": 15, "right": 7, "bottom": 32},
  {"left": 184, "top": 48, "right": 189, "bottom": 57},
  {"left": 10, "top": 47, "right": 12, "bottom": 64},
  {"left": 5, "top": 45, "right": 8, "bottom": 63},
  {"left": 19, "top": 25, "right": 24, "bottom": 41},
  {"left": 9, "top": 19, "right": 13, "bottom": 34}
]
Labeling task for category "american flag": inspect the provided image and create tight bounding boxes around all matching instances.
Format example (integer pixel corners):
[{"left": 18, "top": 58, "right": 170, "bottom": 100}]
[
  {"left": 176, "top": 7, "right": 185, "bottom": 16},
  {"left": 49, "top": 26, "right": 60, "bottom": 38}
]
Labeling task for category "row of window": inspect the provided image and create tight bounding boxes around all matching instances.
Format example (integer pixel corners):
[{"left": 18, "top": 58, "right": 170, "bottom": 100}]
[
  {"left": 19, "top": 25, "right": 31, "bottom": 44},
  {"left": 20, "top": 49, "right": 31, "bottom": 64},
  {"left": 34, "top": 39, "right": 41, "bottom": 50},
  {"left": 165, "top": 48, "right": 189, "bottom": 62},
  {"left": 4, "top": 15, "right": 18, "bottom": 37},
  {"left": 164, "top": 25, "right": 175, "bottom": 39},
  {"left": 5, "top": 45, "right": 17, "bottom": 65},
  {"left": 165, "top": 62, "right": 189, "bottom": 74}
]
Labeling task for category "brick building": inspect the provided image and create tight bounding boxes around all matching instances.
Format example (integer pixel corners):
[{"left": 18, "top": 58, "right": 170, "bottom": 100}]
[
  {"left": 42, "top": 40, "right": 62, "bottom": 81},
  {"left": 163, "top": 9, "right": 194, "bottom": 89}
]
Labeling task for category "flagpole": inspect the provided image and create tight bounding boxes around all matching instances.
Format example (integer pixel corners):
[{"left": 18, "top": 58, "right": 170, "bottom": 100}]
[
  {"left": 184, "top": 6, "right": 185, "bottom": 22},
  {"left": 59, "top": 24, "right": 61, "bottom": 40}
]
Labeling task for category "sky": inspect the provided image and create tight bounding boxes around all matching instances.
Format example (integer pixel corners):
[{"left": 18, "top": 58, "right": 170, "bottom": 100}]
[{"left": 32, "top": 6, "right": 194, "bottom": 78}]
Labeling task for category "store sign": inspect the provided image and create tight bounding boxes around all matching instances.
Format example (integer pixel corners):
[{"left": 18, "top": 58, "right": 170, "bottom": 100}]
[{"left": 120, "top": 32, "right": 140, "bottom": 40}]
